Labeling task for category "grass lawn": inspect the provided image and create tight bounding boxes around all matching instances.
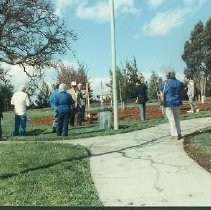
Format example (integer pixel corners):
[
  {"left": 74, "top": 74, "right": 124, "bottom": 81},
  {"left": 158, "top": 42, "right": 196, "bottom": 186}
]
[
  {"left": 186, "top": 128, "right": 211, "bottom": 154},
  {"left": 0, "top": 142, "right": 102, "bottom": 206},
  {"left": 2, "top": 107, "right": 211, "bottom": 142},
  {"left": 1, "top": 106, "right": 211, "bottom": 206},
  {"left": 184, "top": 127, "right": 211, "bottom": 174}
]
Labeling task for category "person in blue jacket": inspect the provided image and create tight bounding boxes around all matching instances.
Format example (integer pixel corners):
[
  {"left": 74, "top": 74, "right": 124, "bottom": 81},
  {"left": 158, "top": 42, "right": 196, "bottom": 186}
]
[
  {"left": 160, "top": 71, "right": 184, "bottom": 140},
  {"left": 55, "top": 83, "right": 73, "bottom": 137},
  {"left": 49, "top": 83, "right": 60, "bottom": 133}
]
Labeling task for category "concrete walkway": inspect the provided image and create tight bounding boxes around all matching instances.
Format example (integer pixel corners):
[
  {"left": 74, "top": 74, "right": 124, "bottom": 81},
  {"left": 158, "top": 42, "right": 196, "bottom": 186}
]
[{"left": 68, "top": 117, "right": 211, "bottom": 206}]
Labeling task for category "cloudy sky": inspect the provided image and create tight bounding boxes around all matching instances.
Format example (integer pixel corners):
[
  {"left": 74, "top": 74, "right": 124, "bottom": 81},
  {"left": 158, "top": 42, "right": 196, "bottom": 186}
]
[{"left": 10, "top": 0, "right": 211, "bottom": 95}]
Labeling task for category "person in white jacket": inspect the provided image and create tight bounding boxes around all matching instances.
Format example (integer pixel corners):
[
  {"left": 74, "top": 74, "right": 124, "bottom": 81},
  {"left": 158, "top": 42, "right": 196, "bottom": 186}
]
[
  {"left": 185, "top": 76, "right": 199, "bottom": 113},
  {"left": 11, "top": 85, "right": 30, "bottom": 136}
]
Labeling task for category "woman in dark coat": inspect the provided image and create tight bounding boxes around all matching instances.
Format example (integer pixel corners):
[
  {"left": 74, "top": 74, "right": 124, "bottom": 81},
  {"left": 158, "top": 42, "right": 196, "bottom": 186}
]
[{"left": 134, "top": 81, "right": 148, "bottom": 121}]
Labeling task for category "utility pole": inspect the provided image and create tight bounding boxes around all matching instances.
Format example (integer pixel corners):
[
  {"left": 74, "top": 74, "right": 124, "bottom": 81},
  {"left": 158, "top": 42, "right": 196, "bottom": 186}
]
[
  {"left": 110, "top": 0, "right": 119, "bottom": 130},
  {"left": 100, "top": 81, "right": 104, "bottom": 108}
]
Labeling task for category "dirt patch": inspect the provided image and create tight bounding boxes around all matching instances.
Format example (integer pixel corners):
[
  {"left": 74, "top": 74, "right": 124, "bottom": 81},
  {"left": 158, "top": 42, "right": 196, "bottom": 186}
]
[
  {"left": 29, "top": 116, "right": 53, "bottom": 125},
  {"left": 184, "top": 140, "right": 211, "bottom": 174},
  {"left": 29, "top": 102, "right": 211, "bottom": 125}
]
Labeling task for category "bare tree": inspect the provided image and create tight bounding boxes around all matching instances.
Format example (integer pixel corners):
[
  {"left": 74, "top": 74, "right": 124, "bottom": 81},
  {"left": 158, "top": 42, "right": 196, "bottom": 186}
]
[{"left": 0, "top": 0, "right": 77, "bottom": 76}]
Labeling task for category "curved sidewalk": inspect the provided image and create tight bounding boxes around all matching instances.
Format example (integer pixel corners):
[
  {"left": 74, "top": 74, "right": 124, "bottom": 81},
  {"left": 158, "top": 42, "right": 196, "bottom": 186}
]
[{"left": 70, "top": 117, "right": 211, "bottom": 206}]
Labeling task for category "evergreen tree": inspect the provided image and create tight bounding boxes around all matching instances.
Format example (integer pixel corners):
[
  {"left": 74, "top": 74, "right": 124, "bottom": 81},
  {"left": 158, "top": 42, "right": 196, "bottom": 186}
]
[
  {"left": 148, "top": 71, "right": 161, "bottom": 101},
  {"left": 182, "top": 19, "right": 211, "bottom": 97},
  {"left": 109, "top": 57, "right": 145, "bottom": 108},
  {"left": 124, "top": 57, "right": 144, "bottom": 100},
  {"left": 0, "top": 65, "right": 14, "bottom": 110},
  {"left": 0, "top": 83, "right": 13, "bottom": 111},
  {"left": 35, "top": 81, "right": 50, "bottom": 108},
  {"left": 204, "top": 18, "right": 211, "bottom": 96},
  {"left": 182, "top": 21, "right": 205, "bottom": 79}
]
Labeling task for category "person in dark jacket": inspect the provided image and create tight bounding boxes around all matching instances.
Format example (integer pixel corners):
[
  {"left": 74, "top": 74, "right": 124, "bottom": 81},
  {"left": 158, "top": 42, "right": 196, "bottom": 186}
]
[
  {"left": 0, "top": 97, "right": 4, "bottom": 140},
  {"left": 160, "top": 71, "right": 183, "bottom": 140},
  {"left": 49, "top": 83, "right": 59, "bottom": 133},
  {"left": 134, "top": 81, "right": 148, "bottom": 121},
  {"left": 55, "top": 84, "right": 73, "bottom": 137}
]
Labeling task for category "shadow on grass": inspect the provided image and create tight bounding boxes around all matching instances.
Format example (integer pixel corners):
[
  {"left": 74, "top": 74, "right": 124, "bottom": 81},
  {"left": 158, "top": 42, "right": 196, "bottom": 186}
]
[
  {"left": 0, "top": 154, "right": 89, "bottom": 180},
  {"left": 0, "top": 134, "right": 169, "bottom": 180},
  {"left": 184, "top": 128, "right": 211, "bottom": 141},
  {"left": 26, "top": 129, "right": 47, "bottom": 136}
]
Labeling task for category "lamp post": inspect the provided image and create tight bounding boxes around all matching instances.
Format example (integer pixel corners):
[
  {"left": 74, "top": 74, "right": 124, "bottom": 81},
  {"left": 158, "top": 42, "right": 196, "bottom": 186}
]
[{"left": 110, "top": 0, "right": 118, "bottom": 130}]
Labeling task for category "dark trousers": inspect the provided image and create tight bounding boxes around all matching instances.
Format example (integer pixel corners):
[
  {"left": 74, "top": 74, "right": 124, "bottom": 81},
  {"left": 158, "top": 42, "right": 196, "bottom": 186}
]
[
  {"left": 69, "top": 107, "right": 77, "bottom": 126},
  {"left": 138, "top": 103, "right": 146, "bottom": 121},
  {"left": 52, "top": 110, "right": 58, "bottom": 132},
  {"left": 13, "top": 115, "right": 27, "bottom": 136},
  {"left": 78, "top": 105, "right": 85, "bottom": 125},
  {"left": 57, "top": 112, "right": 71, "bottom": 136}
]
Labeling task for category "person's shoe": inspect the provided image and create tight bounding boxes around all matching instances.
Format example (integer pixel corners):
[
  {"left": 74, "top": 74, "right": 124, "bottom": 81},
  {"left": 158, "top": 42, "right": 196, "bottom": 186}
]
[
  {"left": 196, "top": 108, "right": 200, "bottom": 113},
  {"left": 171, "top": 134, "right": 183, "bottom": 140},
  {"left": 0, "top": 136, "right": 7, "bottom": 141},
  {"left": 52, "top": 127, "right": 56, "bottom": 133},
  {"left": 187, "top": 110, "right": 194, "bottom": 113},
  {"left": 177, "top": 134, "right": 183, "bottom": 140}
]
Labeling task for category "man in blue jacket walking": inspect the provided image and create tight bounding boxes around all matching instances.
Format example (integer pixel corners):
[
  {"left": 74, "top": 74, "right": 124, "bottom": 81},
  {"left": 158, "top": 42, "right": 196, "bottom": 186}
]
[{"left": 160, "top": 71, "right": 184, "bottom": 140}]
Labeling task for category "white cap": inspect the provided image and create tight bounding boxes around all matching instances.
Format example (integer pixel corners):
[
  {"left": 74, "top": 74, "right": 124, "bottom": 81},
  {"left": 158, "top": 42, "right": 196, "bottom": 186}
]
[
  {"left": 71, "top": 81, "right": 77, "bottom": 86},
  {"left": 59, "top": 83, "right": 67, "bottom": 92}
]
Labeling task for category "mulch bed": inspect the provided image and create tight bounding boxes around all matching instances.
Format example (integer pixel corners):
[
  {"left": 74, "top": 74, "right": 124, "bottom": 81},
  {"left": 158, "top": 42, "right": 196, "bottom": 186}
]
[
  {"left": 184, "top": 139, "right": 211, "bottom": 174},
  {"left": 29, "top": 102, "right": 211, "bottom": 125}
]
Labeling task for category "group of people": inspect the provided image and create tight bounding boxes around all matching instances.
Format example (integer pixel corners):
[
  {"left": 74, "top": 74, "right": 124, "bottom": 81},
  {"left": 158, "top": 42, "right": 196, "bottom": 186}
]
[
  {"left": 49, "top": 81, "right": 87, "bottom": 137},
  {"left": 134, "top": 71, "right": 199, "bottom": 140},
  {"left": 0, "top": 82, "right": 87, "bottom": 140},
  {"left": 0, "top": 73, "right": 200, "bottom": 140}
]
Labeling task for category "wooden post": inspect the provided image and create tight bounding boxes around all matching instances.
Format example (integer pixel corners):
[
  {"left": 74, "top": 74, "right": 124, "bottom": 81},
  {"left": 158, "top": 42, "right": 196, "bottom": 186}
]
[
  {"left": 100, "top": 81, "right": 104, "bottom": 108},
  {"left": 86, "top": 82, "right": 91, "bottom": 118}
]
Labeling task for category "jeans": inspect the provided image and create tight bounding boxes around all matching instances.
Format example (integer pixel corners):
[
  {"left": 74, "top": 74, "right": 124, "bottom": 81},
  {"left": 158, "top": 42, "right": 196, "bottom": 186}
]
[
  {"left": 57, "top": 112, "right": 71, "bottom": 136},
  {"left": 188, "top": 95, "right": 198, "bottom": 112},
  {"left": 78, "top": 105, "right": 85, "bottom": 125},
  {"left": 138, "top": 103, "right": 146, "bottom": 121},
  {"left": 52, "top": 110, "right": 58, "bottom": 132},
  {"left": 13, "top": 115, "right": 27, "bottom": 136},
  {"left": 165, "top": 107, "right": 181, "bottom": 136}
]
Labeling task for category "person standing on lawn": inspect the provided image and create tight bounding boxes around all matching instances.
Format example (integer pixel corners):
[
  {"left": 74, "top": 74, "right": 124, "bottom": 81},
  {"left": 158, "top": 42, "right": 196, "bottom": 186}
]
[
  {"left": 49, "top": 83, "right": 59, "bottom": 133},
  {"left": 160, "top": 71, "right": 183, "bottom": 140},
  {"left": 184, "top": 76, "right": 199, "bottom": 113},
  {"left": 77, "top": 83, "right": 87, "bottom": 126},
  {"left": 134, "top": 80, "right": 148, "bottom": 121},
  {"left": 67, "top": 81, "right": 80, "bottom": 126},
  {"left": 55, "top": 83, "right": 73, "bottom": 136},
  {"left": 11, "top": 85, "right": 30, "bottom": 136}
]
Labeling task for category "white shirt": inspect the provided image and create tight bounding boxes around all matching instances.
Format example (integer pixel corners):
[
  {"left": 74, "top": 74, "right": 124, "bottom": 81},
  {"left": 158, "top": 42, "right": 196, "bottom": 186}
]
[
  {"left": 187, "top": 80, "right": 195, "bottom": 96},
  {"left": 11, "top": 91, "right": 30, "bottom": 115}
]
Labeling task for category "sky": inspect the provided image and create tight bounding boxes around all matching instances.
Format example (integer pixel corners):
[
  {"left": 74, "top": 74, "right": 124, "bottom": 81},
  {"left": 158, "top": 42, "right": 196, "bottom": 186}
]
[{"left": 8, "top": 0, "right": 211, "bottom": 96}]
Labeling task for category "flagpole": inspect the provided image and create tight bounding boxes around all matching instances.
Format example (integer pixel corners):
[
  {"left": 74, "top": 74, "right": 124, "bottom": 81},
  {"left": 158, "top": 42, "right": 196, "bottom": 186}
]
[{"left": 110, "top": 0, "right": 119, "bottom": 130}]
